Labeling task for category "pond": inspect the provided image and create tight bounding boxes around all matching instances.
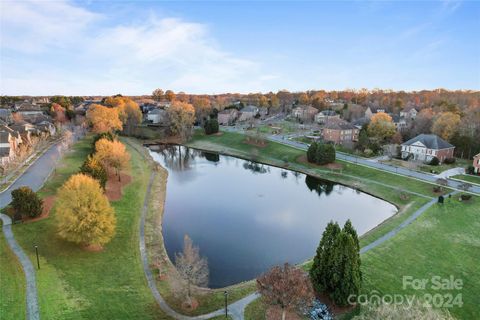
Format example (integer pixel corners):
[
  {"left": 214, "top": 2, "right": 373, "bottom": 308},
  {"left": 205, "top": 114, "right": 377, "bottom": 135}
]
[{"left": 149, "top": 145, "right": 397, "bottom": 288}]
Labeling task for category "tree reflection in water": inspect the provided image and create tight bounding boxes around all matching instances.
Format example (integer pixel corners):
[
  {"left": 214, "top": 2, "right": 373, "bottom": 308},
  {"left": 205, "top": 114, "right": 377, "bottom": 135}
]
[{"left": 305, "top": 175, "right": 335, "bottom": 197}]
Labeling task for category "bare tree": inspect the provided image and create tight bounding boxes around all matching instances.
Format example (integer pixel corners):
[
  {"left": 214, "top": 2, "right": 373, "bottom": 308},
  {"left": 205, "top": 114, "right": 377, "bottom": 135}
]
[
  {"left": 175, "top": 235, "right": 209, "bottom": 305},
  {"left": 257, "top": 263, "right": 314, "bottom": 320}
]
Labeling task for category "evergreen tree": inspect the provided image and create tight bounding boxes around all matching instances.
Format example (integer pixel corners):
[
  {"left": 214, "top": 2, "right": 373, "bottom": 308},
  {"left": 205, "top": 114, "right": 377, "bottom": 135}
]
[
  {"left": 11, "top": 187, "right": 43, "bottom": 218},
  {"left": 309, "top": 221, "right": 341, "bottom": 293},
  {"left": 204, "top": 118, "right": 219, "bottom": 135},
  {"left": 307, "top": 142, "right": 318, "bottom": 163},
  {"left": 80, "top": 155, "right": 108, "bottom": 189},
  {"left": 331, "top": 231, "right": 362, "bottom": 306}
]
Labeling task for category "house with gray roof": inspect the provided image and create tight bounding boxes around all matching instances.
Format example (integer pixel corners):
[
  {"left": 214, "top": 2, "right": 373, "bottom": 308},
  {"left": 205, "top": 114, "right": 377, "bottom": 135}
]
[
  {"left": 0, "top": 109, "right": 13, "bottom": 124},
  {"left": 401, "top": 134, "right": 455, "bottom": 163}
]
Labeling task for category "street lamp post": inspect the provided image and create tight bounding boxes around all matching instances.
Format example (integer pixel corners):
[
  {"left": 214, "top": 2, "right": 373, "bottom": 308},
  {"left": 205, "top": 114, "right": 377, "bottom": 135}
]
[
  {"left": 224, "top": 291, "right": 228, "bottom": 318},
  {"left": 35, "top": 245, "right": 40, "bottom": 269}
]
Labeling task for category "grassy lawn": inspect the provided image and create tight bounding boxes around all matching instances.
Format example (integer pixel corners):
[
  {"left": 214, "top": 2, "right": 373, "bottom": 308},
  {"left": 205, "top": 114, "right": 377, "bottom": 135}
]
[
  {"left": 10, "top": 136, "right": 168, "bottom": 319},
  {"left": 361, "top": 196, "right": 479, "bottom": 319},
  {"left": 244, "top": 297, "right": 267, "bottom": 320},
  {"left": 0, "top": 231, "right": 26, "bottom": 320},
  {"left": 383, "top": 158, "right": 471, "bottom": 175},
  {"left": 451, "top": 174, "right": 480, "bottom": 185}
]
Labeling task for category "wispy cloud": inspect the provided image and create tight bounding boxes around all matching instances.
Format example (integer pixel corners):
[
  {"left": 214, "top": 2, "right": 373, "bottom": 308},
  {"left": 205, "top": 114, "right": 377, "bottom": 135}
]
[{"left": 0, "top": 0, "right": 275, "bottom": 95}]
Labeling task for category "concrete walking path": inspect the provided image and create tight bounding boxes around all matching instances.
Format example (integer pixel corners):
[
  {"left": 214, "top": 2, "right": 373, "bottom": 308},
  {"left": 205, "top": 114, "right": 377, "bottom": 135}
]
[{"left": 1, "top": 214, "right": 40, "bottom": 320}]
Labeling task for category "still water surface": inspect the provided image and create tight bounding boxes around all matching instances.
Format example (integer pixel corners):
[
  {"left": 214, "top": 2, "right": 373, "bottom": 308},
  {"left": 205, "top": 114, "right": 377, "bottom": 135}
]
[{"left": 150, "top": 145, "right": 397, "bottom": 288}]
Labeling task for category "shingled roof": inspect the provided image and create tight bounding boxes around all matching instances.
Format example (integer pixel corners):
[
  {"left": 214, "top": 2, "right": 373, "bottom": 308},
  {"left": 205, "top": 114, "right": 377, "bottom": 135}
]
[
  {"left": 324, "top": 119, "right": 356, "bottom": 130},
  {"left": 402, "top": 134, "right": 454, "bottom": 150}
]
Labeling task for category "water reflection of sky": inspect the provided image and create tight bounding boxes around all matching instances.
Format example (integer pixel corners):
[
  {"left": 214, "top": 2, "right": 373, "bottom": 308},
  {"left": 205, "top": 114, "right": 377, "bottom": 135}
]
[{"left": 150, "top": 146, "right": 397, "bottom": 288}]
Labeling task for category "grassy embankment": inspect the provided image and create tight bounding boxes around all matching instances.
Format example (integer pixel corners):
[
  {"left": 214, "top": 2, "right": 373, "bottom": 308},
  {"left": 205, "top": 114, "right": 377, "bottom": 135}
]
[
  {"left": 451, "top": 174, "right": 480, "bottom": 185},
  {"left": 0, "top": 231, "right": 27, "bottom": 320},
  {"left": 187, "top": 131, "right": 479, "bottom": 319},
  {"left": 9, "top": 136, "right": 169, "bottom": 319}
]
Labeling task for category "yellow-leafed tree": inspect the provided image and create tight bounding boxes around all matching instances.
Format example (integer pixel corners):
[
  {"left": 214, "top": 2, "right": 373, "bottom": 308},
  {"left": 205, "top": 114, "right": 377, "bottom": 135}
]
[
  {"left": 368, "top": 112, "right": 396, "bottom": 142},
  {"left": 94, "top": 138, "right": 130, "bottom": 179},
  {"left": 167, "top": 101, "right": 195, "bottom": 141},
  {"left": 431, "top": 112, "right": 460, "bottom": 141},
  {"left": 86, "top": 104, "right": 123, "bottom": 133},
  {"left": 56, "top": 174, "right": 116, "bottom": 248}
]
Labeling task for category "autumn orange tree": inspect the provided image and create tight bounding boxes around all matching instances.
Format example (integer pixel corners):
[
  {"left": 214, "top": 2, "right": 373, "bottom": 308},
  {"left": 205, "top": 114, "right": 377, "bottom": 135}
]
[
  {"left": 431, "top": 111, "right": 461, "bottom": 141},
  {"left": 367, "top": 112, "right": 396, "bottom": 142},
  {"left": 167, "top": 101, "right": 195, "bottom": 141},
  {"left": 86, "top": 104, "right": 123, "bottom": 133},
  {"left": 257, "top": 263, "right": 314, "bottom": 320},
  {"left": 55, "top": 174, "right": 116, "bottom": 248},
  {"left": 94, "top": 138, "right": 130, "bottom": 180}
]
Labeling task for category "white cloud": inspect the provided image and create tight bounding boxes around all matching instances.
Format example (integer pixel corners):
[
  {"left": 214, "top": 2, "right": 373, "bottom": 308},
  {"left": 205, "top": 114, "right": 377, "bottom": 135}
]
[{"left": 0, "top": 0, "right": 276, "bottom": 95}]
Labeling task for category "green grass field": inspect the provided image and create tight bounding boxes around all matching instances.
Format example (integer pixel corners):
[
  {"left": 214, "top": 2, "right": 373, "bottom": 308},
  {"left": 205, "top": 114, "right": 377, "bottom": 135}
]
[
  {"left": 452, "top": 174, "right": 480, "bottom": 185},
  {"left": 0, "top": 232, "right": 26, "bottom": 320},
  {"left": 10, "top": 136, "right": 169, "bottom": 319}
]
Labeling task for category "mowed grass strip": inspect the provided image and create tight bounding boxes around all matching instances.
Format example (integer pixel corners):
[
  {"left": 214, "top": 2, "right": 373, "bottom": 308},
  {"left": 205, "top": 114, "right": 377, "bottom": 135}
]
[
  {"left": 0, "top": 231, "right": 27, "bottom": 320},
  {"left": 451, "top": 174, "right": 480, "bottom": 185},
  {"left": 361, "top": 196, "right": 480, "bottom": 319},
  {"left": 11, "top": 136, "right": 168, "bottom": 319}
]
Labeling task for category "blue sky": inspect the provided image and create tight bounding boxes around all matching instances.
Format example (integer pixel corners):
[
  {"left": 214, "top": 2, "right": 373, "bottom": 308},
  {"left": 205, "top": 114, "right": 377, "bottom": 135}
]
[{"left": 1, "top": 0, "right": 479, "bottom": 95}]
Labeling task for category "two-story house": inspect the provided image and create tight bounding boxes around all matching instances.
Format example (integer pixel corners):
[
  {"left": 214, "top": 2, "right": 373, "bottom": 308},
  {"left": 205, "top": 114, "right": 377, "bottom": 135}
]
[
  {"left": 473, "top": 153, "right": 480, "bottom": 174},
  {"left": 401, "top": 134, "right": 455, "bottom": 163},
  {"left": 322, "top": 119, "right": 359, "bottom": 145}
]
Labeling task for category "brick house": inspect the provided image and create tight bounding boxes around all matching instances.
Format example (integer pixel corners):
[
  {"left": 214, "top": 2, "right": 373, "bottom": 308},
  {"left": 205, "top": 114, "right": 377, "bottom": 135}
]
[
  {"left": 217, "top": 109, "right": 238, "bottom": 125},
  {"left": 473, "top": 153, "right": 480, "bottom": 174},
  {"left": 322, "top": 119, "right": 359, "bottom": 144},
  {"left": 314, "top": 110, "right": 340, "bottom": 124},
  {"left": 292, "top": 105, "right": 319, "bottom": 122},
  {"left": 401, "top": 134, "right": 455, "bottom": 163},
  {"left": 238, "top": 105, "right": 259, "bottom": 121},
  {"left": 364, "top": 106, "right": 386, "bottom": 119}
]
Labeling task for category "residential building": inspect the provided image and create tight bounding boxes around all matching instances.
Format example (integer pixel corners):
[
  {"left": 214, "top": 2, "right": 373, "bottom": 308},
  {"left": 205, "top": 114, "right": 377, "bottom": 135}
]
[
  {"left": 400, "top": 107, "right": 418, "bottom": 120},
  {"left": 0, "top": 109, "right": 13, "bottom": 124},
  {"left": 322, "top": 119, "right": 359, "bottom": 144},
  {"left": 473, "top": 153, "right": 480, "bottom": 174},
  {"left": 217, "top": 109, "right": 238, "bottom": 125},
  {"left": 238, "top": 105, "right": 259, "bottom": 121},
  {"left": 401, "top": 134, "right": 455, "bottom": 162},
  {"left": 352, "top": 117, "right": 369, "bottom": 129},
  {"left": 314, "top": 110, "right": 340, "bottom": 124},
  {"left": 391, "top": 114, "right": 408, "bottom": 132},
  {"left": 365, "top": 106, "right": 386, "bottom": 119},
  {"left": 146, "top": 108, "right": 168, "bottom": 125},
  {"left": 292, "top": 105, "right": 319, "bottom": 122}
]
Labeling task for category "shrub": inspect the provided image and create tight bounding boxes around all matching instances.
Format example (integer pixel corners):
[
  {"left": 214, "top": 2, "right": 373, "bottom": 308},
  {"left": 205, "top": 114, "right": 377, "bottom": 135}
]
[
  {"left": 80, "top": 155, "right": 108, "bottom": 189},
  {"left": 429, "top": 157, "right": 440, "bottom": 166},
  {"left": 461, "top": 194, "right": 472, "bottom": 201},
  {"left": 307, "top": 142, "right": 335, "bottom": 165},
  {"left": 466, "top": 165, "right": 475, "bottom": 175},
  {"left": 11, "top": 187, "right": 43, "bottom": 218},
  {"left": 443, "top": 157, "right": 456, "bottom": 164},
  {"left": 204, "top": 119, "right": 219, "bottom": 135}
]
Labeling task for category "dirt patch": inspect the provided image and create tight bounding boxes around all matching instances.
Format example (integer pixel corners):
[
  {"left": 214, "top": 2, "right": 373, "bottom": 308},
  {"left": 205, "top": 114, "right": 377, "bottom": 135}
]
[
  {"left": 213, "top": 132, "right": 224, "bottom": 136},
  {"left": 297, "top": 155, "right": 343, "bottom": 170},
  {"left": 83, "top": 244, "right": 104, "bottom": 252},
  {"left": 243, "top": 137, "right": 268, "bottom": 148},
  {"left": 105, "top": 171, "right": 132, "bottom": 201},
  {"left": 22, "top": 195, "right": 55, "bottom": 223}
]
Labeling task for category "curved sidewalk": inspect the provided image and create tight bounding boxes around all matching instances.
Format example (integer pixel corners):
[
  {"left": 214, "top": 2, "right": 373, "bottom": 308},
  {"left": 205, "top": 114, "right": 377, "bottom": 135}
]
[{"left": 1, "top": 214, "right": 39, "bottom": 320}]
